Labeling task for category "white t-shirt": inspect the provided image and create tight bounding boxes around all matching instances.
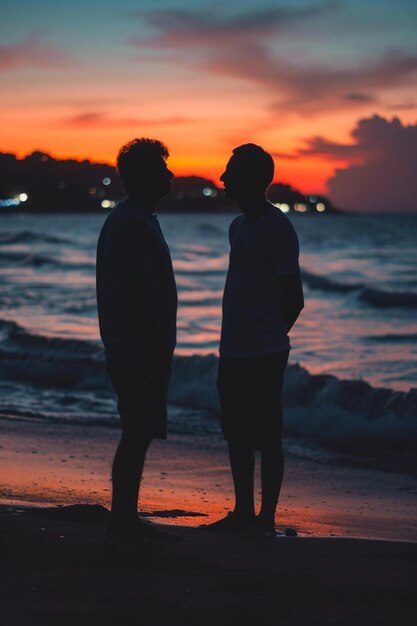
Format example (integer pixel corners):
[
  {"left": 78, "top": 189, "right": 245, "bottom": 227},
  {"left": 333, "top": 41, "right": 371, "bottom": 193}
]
[{"left": 219, "top": 205, "right": 300, "bottom": 357}]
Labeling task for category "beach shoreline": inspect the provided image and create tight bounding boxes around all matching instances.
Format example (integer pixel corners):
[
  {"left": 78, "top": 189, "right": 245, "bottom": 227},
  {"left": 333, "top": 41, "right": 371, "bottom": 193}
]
[{"left": 1, "top": 416, "right": 416, "bottom": 542}]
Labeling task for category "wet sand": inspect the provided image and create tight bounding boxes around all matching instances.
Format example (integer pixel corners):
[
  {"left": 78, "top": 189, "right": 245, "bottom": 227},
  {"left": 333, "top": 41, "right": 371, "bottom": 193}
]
[
  {"left": 0, "top": 418, "right": 416, "bottom": 541},
  {"left": 1, "top": 417, "right": 417, "bottom": 625},
  {"left": 1, "top": 504, "right": 417, "bottom": 626}
]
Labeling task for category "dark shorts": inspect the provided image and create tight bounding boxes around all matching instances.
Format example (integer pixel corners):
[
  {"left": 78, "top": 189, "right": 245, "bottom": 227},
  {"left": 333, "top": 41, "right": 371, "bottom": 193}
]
[
  {"left": 107, "top": 359, "right": 172, "bottom": 441},
  {"left": 217, "top": 351, "right": 289, "bottom": 450}
]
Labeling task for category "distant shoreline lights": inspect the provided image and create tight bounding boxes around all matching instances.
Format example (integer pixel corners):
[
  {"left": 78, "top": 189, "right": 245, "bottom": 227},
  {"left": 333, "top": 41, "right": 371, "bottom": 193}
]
[
  {"left": 0, "top": 193, "right": 28, "bottom": 208},
  {"left": 274, "top": 201, "right": 326, "bottom": 214}
]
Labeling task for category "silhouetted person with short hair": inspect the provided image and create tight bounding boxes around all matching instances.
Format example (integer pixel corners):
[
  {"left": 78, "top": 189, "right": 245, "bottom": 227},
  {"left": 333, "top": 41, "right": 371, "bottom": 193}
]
[
  {"left": 96, "top": 138, "right": 178, "bottom": 546},
  {"left": 208, "top": 144, "right": 304, "bottom": 536}
]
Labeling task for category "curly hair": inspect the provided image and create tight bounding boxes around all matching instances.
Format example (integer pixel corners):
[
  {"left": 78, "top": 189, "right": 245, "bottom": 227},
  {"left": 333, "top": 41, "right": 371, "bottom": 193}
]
[{"left": 116, "top": 138, "right": 169, "bottom": 192}]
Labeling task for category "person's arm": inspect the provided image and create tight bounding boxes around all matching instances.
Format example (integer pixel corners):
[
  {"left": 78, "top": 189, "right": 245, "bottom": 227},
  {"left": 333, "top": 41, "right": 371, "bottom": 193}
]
[
  {"left": 271, "top": 219, "right": 304, "bottom": 332},
  {"left": 280, "top": 271, "right": 304, "bottom": 332}
]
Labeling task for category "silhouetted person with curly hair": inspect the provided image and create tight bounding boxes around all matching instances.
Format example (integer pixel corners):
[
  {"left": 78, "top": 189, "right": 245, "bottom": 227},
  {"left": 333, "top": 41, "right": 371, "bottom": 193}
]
[{"left": 96, "top": 138, "right": 178, "bottom": 547}]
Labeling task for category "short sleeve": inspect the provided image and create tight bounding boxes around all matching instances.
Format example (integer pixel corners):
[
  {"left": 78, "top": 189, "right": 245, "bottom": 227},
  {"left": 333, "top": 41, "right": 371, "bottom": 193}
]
[{"left": 271, "top": 219, "right": 300, "bottom": 277}]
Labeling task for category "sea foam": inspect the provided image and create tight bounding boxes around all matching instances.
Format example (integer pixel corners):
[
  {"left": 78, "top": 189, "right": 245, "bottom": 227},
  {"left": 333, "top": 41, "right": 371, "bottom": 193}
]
[{"left": 1, "top": 320, "right": 416, "bottom": 460}]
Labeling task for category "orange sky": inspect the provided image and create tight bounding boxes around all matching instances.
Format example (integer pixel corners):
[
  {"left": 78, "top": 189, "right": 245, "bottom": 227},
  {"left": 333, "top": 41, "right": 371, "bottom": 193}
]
[
  {"left": 3, "top": 101, "right": 415, "bottom": 194},
  {"left": 1, "top": 1, "right": 417, "bottom": 195}
]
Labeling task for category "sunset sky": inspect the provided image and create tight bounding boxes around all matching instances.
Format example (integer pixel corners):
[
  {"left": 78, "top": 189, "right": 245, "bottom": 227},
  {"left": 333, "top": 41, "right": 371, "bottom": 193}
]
[{"left": 1, "top": 0, "right": 417, "bottom": 203}]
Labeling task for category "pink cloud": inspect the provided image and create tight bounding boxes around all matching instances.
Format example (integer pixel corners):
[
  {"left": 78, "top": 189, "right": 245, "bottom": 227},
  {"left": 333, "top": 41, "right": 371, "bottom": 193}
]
[
  {"left": 129, "top": 7, "right": 417, "bottom": 114},
  {"left": 0, "top": 36, "right": 75, "bottom": 70},
  {"left": 207, "top": 47, "right": 417, "bottom": 114},
  {"left": 63, "top": 111, "right": 193, "bottom": 128}
]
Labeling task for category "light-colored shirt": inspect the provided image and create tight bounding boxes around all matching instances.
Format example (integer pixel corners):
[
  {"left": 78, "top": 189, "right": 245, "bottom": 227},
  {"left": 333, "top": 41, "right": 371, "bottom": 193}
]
[
  {"left": 220, "top": 205, "right": 300, "bottom": 357},
  {"left": 96, "top": 199, "right": 177, "bottom": 365}
]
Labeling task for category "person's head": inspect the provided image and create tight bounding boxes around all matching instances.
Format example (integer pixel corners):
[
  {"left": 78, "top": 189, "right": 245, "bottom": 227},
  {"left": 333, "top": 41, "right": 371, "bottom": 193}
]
[
  {"left": 220, "top": 143, "right": 274, "bottom": 204},
  {"left": 116, "top": 138, "right": 173, "bottom": 202}
]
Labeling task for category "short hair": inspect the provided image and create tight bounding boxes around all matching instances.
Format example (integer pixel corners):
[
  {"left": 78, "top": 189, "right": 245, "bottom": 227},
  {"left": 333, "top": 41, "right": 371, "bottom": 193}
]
[
  {"left": 116, "top": 138, "right": 169, "bottom": 192},
  {"left": 232, "top": 143, "right": 274, "bottom": 190}
]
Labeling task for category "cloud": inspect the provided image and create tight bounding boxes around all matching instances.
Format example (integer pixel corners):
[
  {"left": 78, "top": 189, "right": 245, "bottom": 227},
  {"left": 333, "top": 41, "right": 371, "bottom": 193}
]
[
  {"left": 52, "top": 98, "right": 117, "bottom": 108},
  {"left": 270, "top": 151, "right": 300, "bottom": 161},
  {"left": 211, "top": 47, "right": 417, "bottom": 114},
  {"left": 0, "top": 36, "right": 75, "bottom": 70},
  {"left": 343, "top": 93, "right": 378, "bottom": 103},
  {"left": 385, "top": 101, "right": 417, "bottom": 111},
  {"left": 130, "top": 3, "right": 336, "bottom": 47},
  {"left": 129, "top": 6, "right": 417, "bottom": 114},
  {"left": 64, "top": 111, "right": 193, "bottom": 128},
  {"left": 321, "top": 116, "right": 417, "bottom": 213},
  {"left": 298, "top": 136, "right": 371, "bottom": 161}
]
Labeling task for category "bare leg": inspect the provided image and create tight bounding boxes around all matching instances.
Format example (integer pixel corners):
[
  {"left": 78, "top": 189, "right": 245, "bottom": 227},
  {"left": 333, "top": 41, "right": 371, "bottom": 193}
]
[
  {"left": 258, "top": 441, "right": 284, "bottom": 528},
  {"left": 109, "top": 434, "right": 150, "bottom": 531},
  {"left": 258, "top": 350, "right": 288, "bottom": 528},
  {"left": 228, "top": 441, "right": 256, "bottom": 522}
]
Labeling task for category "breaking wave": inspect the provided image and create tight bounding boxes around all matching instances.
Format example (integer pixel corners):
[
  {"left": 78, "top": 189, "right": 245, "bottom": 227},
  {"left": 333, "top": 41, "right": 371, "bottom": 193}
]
[
  {"left": 0, "top": 250, "right": 94, "bottom": 271},
  {"left": 364, "top": 332, "right": 417, "bottom": 344},
  {"left": 0, "top": 230, "right": 69, "bottom": 245},
  {"left": 0, "top": 320, "right": 104, "bottom": 389},
  {"left": 1, "top": 319, "right": 416, "bottom": 472},
  {"left": 0, "top": 251, "right": 59, "bottom": 267},
  {"left": 302, "top": 270, "right": 417, "bottom": 308}
]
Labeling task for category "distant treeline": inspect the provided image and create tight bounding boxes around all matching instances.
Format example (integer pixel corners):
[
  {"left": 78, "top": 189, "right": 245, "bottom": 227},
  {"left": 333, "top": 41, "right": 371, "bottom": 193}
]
[{"left": 0, "top": 151, "right": 339, "bottom": 214}]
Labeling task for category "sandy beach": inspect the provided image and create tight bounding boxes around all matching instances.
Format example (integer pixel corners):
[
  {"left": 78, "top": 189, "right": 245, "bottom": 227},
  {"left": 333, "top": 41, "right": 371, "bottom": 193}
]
[
  {"left": 1, "top": 417, "right": 416, "bottom": 540},
  {"left": 1, "top": 503, "right": 417, "bottom": 626},
  {"left": 1, "top": 399, "right": 417, "bottom": 625}
]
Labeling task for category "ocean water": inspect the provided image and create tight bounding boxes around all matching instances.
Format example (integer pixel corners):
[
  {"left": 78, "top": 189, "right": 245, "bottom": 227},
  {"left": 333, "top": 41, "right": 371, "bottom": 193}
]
[{"left": 0, "top": 212, "right": 416, "bottom": 472}]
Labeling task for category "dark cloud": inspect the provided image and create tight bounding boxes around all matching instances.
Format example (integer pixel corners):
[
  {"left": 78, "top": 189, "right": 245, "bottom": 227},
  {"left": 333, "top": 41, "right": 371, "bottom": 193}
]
[
  {"left": 130, "top": 7, "right": 417, "bottom": 114},
  {"left": 344, "top": 93, "right": 377, "bottom": 103},
  {"left": 385, "top": 101, "right": 417, "bottom": 111},
  {"left": 323, "top": 116, "right": 417, "bottom": 213},
  {"left": 270, "top": 151, "right": 300, "bottom": 160},
  {"left": 68, "top": 112, "right": 105, "bottom": 126},
  {"left": 298, "top": 136, "right": 370, "bottom": 161},
  {"left": 0, "top": 36, "right": 75, "bottom": 70},
  {"left": 64, "top": 111, "right": 192, "bottom": 128},
  {"left": 131, "top": 3, "right": 337, "bottom": 46},
  {"left": 249, "top": 48, "right": 417, "bottom": 113}
]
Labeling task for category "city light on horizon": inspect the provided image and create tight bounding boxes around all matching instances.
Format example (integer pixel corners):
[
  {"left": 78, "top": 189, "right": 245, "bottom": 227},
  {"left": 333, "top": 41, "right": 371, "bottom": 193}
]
[{"left": 1, "top": 1, "right": 417, "bottom": 207}]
